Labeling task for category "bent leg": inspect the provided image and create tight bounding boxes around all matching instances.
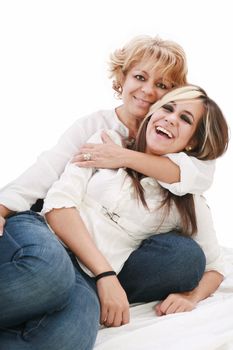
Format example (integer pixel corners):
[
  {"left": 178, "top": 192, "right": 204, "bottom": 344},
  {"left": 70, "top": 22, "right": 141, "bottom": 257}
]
[
  {"left": 0, "top": 211, "right": 75, "bottom": 327},
  {"left": 118, "top": 231, "right": 206, "bottom": 303},
  {"left": 0, "top": 267, "right": 100, "bottom": 350}
]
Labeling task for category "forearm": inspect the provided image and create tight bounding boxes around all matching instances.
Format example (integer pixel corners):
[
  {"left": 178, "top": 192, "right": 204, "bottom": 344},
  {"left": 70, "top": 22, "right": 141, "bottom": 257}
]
[
  {"left": 184, "top": 270, "right": 223, "bottom": 303},
  {"left": 155, "top": 270, "right": 223, "bottom": 316},
  {"left": 124, "top": 149, "right": 180, "bottom": 183},
  {"left": 45, "top": 207, "right": 113, "bottom": 275}
]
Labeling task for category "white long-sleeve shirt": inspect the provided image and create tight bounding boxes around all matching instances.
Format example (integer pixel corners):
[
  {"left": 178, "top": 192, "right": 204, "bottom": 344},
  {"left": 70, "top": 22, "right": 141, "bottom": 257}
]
[
  {"left": 42, "top": 130, "right": 224, "bottom": 277},
  {"left": 0, "top": 109, "right": 215, "bottom": 211}
]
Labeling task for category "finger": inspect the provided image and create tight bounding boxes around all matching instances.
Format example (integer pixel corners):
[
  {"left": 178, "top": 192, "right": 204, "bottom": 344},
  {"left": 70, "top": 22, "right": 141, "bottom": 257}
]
[
  {"left": 0, "top": 217, "right": 5, "bottom": 236},
  {"left": 100, "top": 306, "right": 108, "bottom": 325},
  {"left": 74, "top": 161, "right": 96, "bottom": 168},
  {"left": 80, "top": 143, "right": 96, "bottom": 149},
  {"left": 154, "top": 303, "right": 164, "bottom": 316},
  {"left": 71, "top": 155, "right": 83, "bottom": 163},
  {"left": 164, "top": 302, "right": 181, "bottom": 315},
  {"left": 158, "top": 296, "right": 173, "bottom": 314},
  {"left": 78, "top": 148, "right": 94, "bottom": 157},
  {"left": 122, "top": 308, "right": 130, "bottom": 325},
  {"left": 101, "top": 131, "right": 115, "bottom": 144},
  {"left": 111, "top": 311, "right": 123, "bottom": 327},
  {"left": 104, "top": 309, "right": 116, "bottom": 327},
  {"left": 175, "top": 306, "right": 186, "bottom": 313},
  {"left": 73, "top": 154, "right": 95, "bottom": 163}
]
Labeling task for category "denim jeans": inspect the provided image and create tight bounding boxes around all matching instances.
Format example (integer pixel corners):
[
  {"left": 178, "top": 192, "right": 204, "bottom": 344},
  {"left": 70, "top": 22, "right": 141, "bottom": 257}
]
[
  {"left": 0, "top": 211, "right": 206, "bottom": 349},
  {"left": 118, "top": 231, "right": 206, "bottom": 303},
  {"left": 0, "top": 211, "right": 100, "bottom": 350}
]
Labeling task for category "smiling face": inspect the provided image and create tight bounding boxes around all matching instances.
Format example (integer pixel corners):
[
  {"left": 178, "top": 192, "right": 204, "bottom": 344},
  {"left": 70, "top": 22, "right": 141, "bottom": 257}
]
[
  {"left": 145, "top": 99, "right": 204, "bottom": 155},
  {"left": 116, "top": 60, "right": 174, "bottom": 133}
]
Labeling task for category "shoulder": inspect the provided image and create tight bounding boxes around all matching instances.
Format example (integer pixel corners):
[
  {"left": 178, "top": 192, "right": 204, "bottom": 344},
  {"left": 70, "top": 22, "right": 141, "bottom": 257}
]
[
  {"left": 73, "top": 109, "right": 117, "bottom": 128},
  {"left": 59, "top": 109, "right": 117, "bottom": 141},
  {"left": 87, "top": 129, "right": 123, "bottom": 146}
]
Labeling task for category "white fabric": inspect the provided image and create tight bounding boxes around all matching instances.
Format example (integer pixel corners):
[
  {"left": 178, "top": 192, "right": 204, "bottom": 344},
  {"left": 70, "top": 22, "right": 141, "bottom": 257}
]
[
  {"left": 159, "top": 153, "right": 215, "bottom": 195},
  {"left": 95, "top": 247, "right": 233, "bottom": 350},
  {"left": 42, "top": 130, "right": 224, "bottom": 276},
  {"left": 0, "top": 109, "right": 215, "bottom": 211}
]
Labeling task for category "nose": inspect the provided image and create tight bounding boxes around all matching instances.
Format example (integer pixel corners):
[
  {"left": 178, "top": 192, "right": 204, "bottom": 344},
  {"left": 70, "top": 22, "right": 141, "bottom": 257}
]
[
  {"left": 165, "top": 113, "right": 178, "bottom": 126},
  {"left": 141, "top": 82, "right": 158, "bottom": 99}
]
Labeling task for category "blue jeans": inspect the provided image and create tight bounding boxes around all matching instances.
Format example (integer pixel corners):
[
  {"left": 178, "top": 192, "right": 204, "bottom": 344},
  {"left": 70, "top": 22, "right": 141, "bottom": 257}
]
[
  {"left": 118, "top": 232, "right": 206, "bottom": 303},
  {"left": 0, "top": 211, "right": 100, "bottom": 350},
  {"left": 0, "top": 211, "right": 206, "bottom": 349}
]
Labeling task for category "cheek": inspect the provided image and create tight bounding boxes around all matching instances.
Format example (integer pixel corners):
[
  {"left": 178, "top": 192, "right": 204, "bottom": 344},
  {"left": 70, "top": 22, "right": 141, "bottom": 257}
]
[
  {"left": 156, "top": 89, "right": 169, "bottom": 100},
  {"left": 180, "top": 129, "right": 195, "bottom": 146}
]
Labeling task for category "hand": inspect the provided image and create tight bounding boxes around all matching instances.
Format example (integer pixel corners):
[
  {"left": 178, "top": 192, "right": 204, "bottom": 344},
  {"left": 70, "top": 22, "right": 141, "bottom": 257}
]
[
  {"left": 72, "top": 131, "right": 128, "bottom": 169},
  {"left": 0, "top": 215, "right": 6, "bottom": 236},
  {"left": 96, "top": 275, "right": 130, "bottom": 327},
  {"left": 155, "top": 292, "right": 197, "bottom": 316}
]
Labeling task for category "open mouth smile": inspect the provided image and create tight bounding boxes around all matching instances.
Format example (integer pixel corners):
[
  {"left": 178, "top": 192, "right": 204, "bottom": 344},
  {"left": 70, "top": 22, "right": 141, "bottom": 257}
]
[{"left": 155, "top": 126, "right": 173, "bottom": 139}]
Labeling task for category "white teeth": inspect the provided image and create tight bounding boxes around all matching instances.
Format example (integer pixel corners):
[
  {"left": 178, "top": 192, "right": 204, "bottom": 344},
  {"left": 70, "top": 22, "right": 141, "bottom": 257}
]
[{"left": 156, "top": 126, "right": 173, "bottom": 138}]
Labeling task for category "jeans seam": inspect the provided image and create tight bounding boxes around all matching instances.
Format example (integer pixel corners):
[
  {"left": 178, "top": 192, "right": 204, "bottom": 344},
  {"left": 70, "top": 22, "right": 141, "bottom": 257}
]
[{"left": 22, "top": 314, "right": 48, "bottom": 338}]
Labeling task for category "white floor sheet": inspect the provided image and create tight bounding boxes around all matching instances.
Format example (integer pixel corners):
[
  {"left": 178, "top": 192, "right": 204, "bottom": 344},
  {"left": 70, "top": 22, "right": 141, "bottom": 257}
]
[{"left": 95, "top": 247, "right": 233, "bottom": 350}]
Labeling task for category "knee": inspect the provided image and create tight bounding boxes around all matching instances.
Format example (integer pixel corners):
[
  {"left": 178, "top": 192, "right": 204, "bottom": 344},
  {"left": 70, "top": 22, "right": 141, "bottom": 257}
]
[
  {"left": 1, "top": 242, "right": 76, "bottom": 311},
  {"left": 162, "top": 232, "right": 206, "bottom": 290},
  {"left": 174, "top": 234, "right": 205, "bottom": 276},
  {"left": 21, "top": 243, "right": 76, "bottom": 300},
  {"left": 23, "top": 284, "right": 100, "bottom": 350}
]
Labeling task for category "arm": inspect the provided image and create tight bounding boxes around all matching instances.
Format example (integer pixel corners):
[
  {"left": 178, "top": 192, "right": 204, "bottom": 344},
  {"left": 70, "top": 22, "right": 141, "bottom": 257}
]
[
  {"left": 0, "top": 204, "right": 14, "bottom": 235},
  {"left": 156, "top": 195, "right": 225, "bottom": 316},
  {"left": 42, "top": 133, "right": 130, "bottom": 327},
  {"left": 46, "top": 207, "right": 129, "bottom": 327},
  {"left": 155, "top": 270, "right": 223, "bottom": 316},
  {"left": 46, "top": 208, "right": 114, "bottom": 275},
  {"left": 73, "top": 131, "right": 215, "bottom": 193},
  {"left": 0, "top": 204, "right": 13, "bottom": 218},
  {"left": 0, "top": 111, "right": 112, "bottom": 211},
  {"left": 73, "top": 131, "right": 180, "bottom": 183}
]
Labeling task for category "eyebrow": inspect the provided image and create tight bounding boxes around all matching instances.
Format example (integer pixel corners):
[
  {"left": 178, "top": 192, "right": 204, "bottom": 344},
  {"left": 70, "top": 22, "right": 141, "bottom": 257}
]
[{"left": 133, "top": 69, "right": 148, "bottom": 75}]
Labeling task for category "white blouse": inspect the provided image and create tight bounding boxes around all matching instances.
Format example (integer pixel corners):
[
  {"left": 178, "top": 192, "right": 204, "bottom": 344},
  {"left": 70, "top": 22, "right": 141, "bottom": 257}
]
[
  {"left": 0, "top": 109, "right": 215, "bottom": 211},
  {"left": 42, "top": 130, "right": 224, "bottom": 277}
]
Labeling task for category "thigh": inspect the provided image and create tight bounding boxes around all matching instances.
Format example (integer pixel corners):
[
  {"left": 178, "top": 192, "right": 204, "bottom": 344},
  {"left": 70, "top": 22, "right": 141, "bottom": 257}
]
[
  {"left": 118, "top": 231, "right": 206, "bottom": 303},
  {"left": 1, "top": 210, "right": 59, "bottom": 252},
  {"left": 0, "top": 211, "right": 76, "bottom": 327},
  {"left": 0, "top": 269, "right": 100, "bottom": 350}
]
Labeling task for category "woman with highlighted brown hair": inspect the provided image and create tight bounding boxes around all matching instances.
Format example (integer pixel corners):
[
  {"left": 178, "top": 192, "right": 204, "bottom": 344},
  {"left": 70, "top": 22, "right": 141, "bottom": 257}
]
[{"left": 0, "top": 84, "right": 228, "bottom": 349}]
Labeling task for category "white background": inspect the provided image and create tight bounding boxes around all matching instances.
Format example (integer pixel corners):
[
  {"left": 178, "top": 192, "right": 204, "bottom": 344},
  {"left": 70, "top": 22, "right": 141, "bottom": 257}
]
[{"left": 0, "top": 0, "right": 232, "bottom": 247}]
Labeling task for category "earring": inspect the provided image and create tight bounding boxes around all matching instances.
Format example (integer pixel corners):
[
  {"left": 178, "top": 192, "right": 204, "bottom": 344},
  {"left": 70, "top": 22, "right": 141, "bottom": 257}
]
[
  {"left": 185, "top": 146, "right": 192, "bottom": 151},
  {"left": 112, "top": 81, "right": 122, "bottom": 93}
]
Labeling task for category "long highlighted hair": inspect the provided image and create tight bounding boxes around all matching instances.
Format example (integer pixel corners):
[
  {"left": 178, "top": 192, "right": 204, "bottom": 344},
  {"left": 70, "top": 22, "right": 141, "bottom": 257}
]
[{"left": 126, "top": 85, "right": 229, "bottom": 236}]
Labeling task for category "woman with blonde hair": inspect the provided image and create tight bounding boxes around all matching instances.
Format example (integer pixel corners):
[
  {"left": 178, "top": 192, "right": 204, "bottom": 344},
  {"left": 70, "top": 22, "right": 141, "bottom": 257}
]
[{"left": 0, "top": 35, "right": 219, "bottom": 350}]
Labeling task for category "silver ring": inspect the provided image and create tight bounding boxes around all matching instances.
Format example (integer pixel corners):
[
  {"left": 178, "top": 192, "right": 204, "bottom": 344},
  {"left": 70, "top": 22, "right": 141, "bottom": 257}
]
[{"left": 83, "top": 153, "right": 92, "bottom": 161}]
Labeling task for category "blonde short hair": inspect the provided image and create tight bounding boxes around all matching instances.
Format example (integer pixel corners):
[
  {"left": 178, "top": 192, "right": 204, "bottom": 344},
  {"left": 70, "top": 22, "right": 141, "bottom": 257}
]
[{"left": 109, "top": 35, "right": 188, "bottom": 97}]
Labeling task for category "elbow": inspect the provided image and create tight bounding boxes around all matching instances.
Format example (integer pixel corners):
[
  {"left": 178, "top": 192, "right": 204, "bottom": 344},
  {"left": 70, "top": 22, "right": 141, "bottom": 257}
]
[{"left": 45, "top": 208, "right": 61, "bottom": 227}]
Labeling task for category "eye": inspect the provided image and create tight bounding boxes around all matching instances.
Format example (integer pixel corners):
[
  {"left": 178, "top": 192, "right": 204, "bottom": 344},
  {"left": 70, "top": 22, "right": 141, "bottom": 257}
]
[
  {"left": 181, "top": 114, "right": 192, "bottom": 125},
  {"left": 135, "top": 74, "right": 145, "bottom": 81},
  {"left": 162, "top": 104, "right": 173, "bottom": 112},
  {"left": 156, "top": 82, "right": 168, "bottom": 90}
]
